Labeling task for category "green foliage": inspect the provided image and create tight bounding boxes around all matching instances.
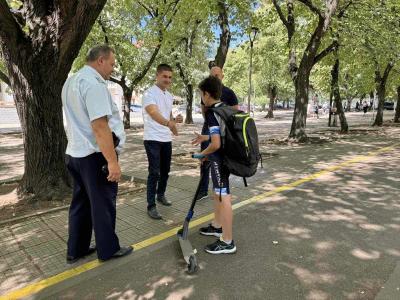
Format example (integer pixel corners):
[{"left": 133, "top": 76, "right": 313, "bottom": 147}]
[
  {"left": 224, "top": 6, "right": 293, "bottom": 106},
  {"left": 68, "top": 0, "right": 400, "bottom": 104}
]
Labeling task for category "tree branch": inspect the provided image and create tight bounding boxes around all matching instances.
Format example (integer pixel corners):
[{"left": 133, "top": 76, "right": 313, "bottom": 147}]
[
  {"left": 297, "top": 0, "right": 323, "bottom": 18},
  {"left": 272, "top": 0, "right": 289, "bottom": 29},
  {"left": 213, "top": 0, "right": 231, "bottom": 68},
  {"left": 0, "top": 0, "right": 32, "bottom": 66},
  {"left": 164, "top": 0, "right": 181, "bottom": 29},
  {"left": 109, "top": 76, "right": 122, "bottom": 86},
  {"left": 382, "top": 61, "right": 394, "bottom": 83},
  {"left": 98, "top": 18, "right": 109, "bottom": 44},
  {"left": 56, "top": 0, "right": 107, "bottom": 81},
  {"left": 337, "top": 0, "right": 354, "bottom": 18},
  {"left": 313, "top": 40, "right": 339, "bottom": 65},
  {"left": 131, "top": 43, "right": 162, "bottom": 87},
  {"left": 0, "top": 68, "right": 10, "bottom": 85},
  {"left": 176, "top": 61, "right": 189, "bottom": 87},
  {"left": 137, "top": 1, "right": 155, "bottom": 18}
]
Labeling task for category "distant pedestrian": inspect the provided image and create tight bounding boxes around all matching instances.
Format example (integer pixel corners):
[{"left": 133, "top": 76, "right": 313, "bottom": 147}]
[
  {"left": 314, "top": 104, "right": 319, "bottom": 119},
  {"left": 362, "top": 100, "right": 369, "bottom": 115}
]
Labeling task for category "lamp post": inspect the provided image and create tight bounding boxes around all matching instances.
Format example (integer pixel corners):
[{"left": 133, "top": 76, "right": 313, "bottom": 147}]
[{"left": 247, "top": 26, "right": 259, "bottom": 114}]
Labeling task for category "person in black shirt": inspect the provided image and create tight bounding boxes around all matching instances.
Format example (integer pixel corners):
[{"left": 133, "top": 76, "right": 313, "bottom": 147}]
[
  {"left": 196, "top": 66, "right": 238, "bottom": 201},
  {"left": 192, "top": 76, "right": 236, "bottom": 254}
]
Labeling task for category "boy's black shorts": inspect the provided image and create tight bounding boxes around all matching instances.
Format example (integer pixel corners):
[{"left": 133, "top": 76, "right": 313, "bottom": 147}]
[{"left": 210, "top": 160, "right": 230, "bottom": 196}]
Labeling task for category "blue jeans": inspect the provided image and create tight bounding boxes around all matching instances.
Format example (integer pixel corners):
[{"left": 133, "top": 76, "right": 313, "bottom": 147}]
[{"left": 144, "top": 140, "right": 172, "bottom": 209}]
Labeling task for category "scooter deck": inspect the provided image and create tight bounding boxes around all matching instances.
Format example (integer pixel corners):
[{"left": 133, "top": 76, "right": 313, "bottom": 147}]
[{"left": 178, "top": 235, "right": 197, "bottom": 264}]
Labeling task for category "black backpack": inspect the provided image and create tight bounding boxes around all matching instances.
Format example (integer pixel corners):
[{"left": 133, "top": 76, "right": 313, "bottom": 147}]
[{"left": 209, "top": 103, "right": 261, "bottom": 185}]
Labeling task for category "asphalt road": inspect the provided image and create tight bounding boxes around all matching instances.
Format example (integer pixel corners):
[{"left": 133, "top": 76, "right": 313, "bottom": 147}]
[{"left": 32, "top": 143, "right": 400, "bottom": 300}]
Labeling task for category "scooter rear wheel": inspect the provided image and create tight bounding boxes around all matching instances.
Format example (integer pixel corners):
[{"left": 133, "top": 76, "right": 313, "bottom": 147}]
[{"left": 187, "top": 255, "right": 198, "bottom": 274}]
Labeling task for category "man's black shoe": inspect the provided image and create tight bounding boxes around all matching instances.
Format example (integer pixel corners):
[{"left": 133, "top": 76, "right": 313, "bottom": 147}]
[
  {"left": 99, "top": 246, "right": 134, "bottom": 262},
  {"left": 66, "top": 246, "right": 97, "bottom": 264},
  {"left": 147, "top": 207, "right": 162, "bottom": 219},
  {"left": 157, "top": 195, "right": 172, "bottom": 206}
]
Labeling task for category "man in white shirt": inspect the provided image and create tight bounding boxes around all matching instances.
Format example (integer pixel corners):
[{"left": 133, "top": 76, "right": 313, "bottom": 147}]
[
  {"left": 62, "top": 45, "right": 133, "bottom": 262},
  {"left": 142, "top": 64, "right": 182, "bottom": 219}
]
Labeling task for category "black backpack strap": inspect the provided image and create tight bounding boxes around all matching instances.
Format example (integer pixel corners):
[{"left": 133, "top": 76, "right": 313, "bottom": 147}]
[{"left": 243, "top": 177, "right": 248, "bottom": 187}]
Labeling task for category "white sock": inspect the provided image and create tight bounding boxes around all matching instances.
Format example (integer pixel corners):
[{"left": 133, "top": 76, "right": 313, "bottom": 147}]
[
  {"left": 221, "top": 237, "right": 232, "bottom": 244},
  {"left": 212, "top": 222, "right": 221, "bottom": 229}
]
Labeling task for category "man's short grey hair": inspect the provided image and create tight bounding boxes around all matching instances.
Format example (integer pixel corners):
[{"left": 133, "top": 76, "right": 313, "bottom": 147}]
[{"left": 86, "top": 45, "right": 115, "bottom": 62}]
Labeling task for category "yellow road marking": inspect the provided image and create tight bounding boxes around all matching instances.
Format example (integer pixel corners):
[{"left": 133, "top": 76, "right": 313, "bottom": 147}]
[{"left": 1, "top": 144, "right": 396, "bottom": 300}]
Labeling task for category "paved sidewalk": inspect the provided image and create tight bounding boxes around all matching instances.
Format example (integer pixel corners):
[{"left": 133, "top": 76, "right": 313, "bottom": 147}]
[{"left": 0, "top": 110, "right": 397, "bottom": 296}]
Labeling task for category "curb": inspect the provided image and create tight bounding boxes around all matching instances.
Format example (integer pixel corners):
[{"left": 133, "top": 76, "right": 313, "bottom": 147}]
[
  {"left": 0, "top": 175, "right": 22, "bottom": 185},
  {"left": 0, "top": 174, "right": 148, "bottom": 226}
]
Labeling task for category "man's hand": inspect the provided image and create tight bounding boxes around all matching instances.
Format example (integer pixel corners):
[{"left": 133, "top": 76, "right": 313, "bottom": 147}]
[
  {"left": 191, "top": 132, "right": 208, "bottom": 146},
  {"left": 168, "top": 120, "right": 178, "bottom": 136},
  {"left": 175, "top": 114, "right": 183, "bottom": 123},
  {"left": 107, "top": 161, "right": 121, "bottom": 182}
]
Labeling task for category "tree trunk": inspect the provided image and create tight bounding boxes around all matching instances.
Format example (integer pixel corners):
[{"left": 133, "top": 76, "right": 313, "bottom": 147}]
[
  {"left": 266, "top": 84, "right": 277, "bottom": 118},
  {"left": 9, "top": 64, "right": 70, "bottom": 199},
  {"left": 328, "top": 88, "right": 333, "bottom": 127},
  {"left": 331, "top": 57, "right": 348, "bottom": 133},
  {"left": 122, "top": 88, "right": 133, "bottom": 129},
  {"left": 211, "top": 0, "right": 231, "bottom": 68},
  {"left": 185, "top": 84, "right": 194, "bottom": 124},
  {"left": 272, "top": 0, "right": 338, "bottom": 141},
  {"left": 345, "top": 98, "right": 352, "bottom": 112},
  {"left": 373, "top": 62, "right": 394, "bottom": 126},
  {"left": 289, "top": 74, "right": 309, "bottom": 142},
  {"left": 394, "top": 86, "right": 400, "bottom": 123},
  {"left": 373, "top": 85, "right": 385, "bottom": 126},
  {"left": 0, "top": 0, "right": 107, "bottom": 199}
]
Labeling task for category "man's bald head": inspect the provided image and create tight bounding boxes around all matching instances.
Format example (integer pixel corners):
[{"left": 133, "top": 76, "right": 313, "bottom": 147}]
[{"left": 210, "top": 66, "right": 224, "bottom": 81}]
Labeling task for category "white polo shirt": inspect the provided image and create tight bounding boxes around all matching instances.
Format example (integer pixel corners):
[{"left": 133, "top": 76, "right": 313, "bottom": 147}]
[
  {"left": 142, "top": 85, "right": 173, "bottom": 142},
  {"left": 62, "top": 65, "right": 126, "bottom": 157}
]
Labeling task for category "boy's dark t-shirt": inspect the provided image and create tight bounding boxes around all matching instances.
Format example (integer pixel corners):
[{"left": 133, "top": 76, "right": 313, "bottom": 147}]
[
  {"left": 204, "top": 107, "right": 223, "bottom": 161},
  {"left": 201, "top": 85, "right": 238, "bottom": 139}
]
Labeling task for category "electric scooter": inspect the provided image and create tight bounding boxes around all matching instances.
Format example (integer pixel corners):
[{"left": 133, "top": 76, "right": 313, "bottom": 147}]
[{"left": 177, "top": 153, "right": 205, "bottom": 274}]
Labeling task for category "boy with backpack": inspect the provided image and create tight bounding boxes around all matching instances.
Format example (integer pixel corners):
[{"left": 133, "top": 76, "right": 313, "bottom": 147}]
[{"left": 191, "top": 76, "right": 237, "bottom": 254}]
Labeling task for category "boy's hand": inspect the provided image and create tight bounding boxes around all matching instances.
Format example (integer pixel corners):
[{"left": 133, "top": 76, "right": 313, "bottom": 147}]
[
  {"left": 191, "top": 153, "right": 207, "bottom": 164},
  {"left": 191, "top": 132, "right": 208, "bottom": 146},
  {"left": 191, "top": 153, "right": 205, "bottom": 159}
]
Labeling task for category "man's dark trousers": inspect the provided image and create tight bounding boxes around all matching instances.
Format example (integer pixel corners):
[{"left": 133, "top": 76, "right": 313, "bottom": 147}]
[
  {"left": 66, "top": 152, "right": 120, "bottom": 261},
  {"left": 144, "top": 140, "right": 172, "bottom": 210}
]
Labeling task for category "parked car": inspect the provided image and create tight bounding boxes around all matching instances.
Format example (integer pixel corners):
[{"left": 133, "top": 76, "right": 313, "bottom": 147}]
[{"left": 383, "top": 101, "right": 395, "bottom": 110}]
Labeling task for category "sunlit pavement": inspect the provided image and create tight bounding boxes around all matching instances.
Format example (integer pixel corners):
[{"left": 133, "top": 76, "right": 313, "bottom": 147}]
[{"left": 0, "top": 110, "right": 399, "bottom": 299}]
